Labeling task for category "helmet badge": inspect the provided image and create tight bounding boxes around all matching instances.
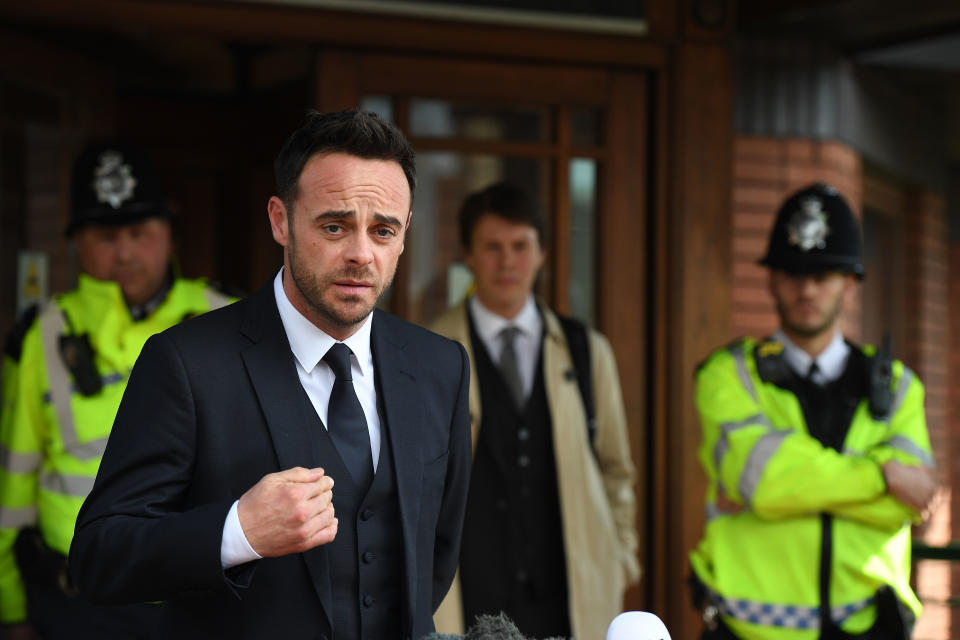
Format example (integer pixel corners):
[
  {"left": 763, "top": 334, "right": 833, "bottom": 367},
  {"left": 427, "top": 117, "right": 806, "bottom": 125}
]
[
  {"left": 787, "top": 196, "right": 831, "bottom": 252},
  {"left": 92, "top": 151, "right": 137, "bottom": 209}
]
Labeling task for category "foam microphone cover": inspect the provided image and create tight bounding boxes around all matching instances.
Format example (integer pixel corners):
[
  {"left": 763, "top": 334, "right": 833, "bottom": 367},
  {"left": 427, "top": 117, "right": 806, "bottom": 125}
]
[{"left": 606, "top": 611, "right": 672, "bottom": 640}]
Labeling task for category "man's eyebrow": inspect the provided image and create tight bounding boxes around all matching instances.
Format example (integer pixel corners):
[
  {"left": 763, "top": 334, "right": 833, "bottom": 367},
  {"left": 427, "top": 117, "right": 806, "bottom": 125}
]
[
  {"left": 313, "top": 210, "right": 355, "bottom": 222},
  {"left": 373, "top": 213, "right": 404, "bottom": 227}
]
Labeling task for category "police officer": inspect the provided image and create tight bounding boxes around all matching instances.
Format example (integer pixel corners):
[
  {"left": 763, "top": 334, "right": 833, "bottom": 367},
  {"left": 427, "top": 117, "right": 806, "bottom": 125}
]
[
  {"left": 689, "top": 183, "right": 938, "bottom": 640},
  {"left": 0, "top": 141, "right": 235, "bottom": 639}
]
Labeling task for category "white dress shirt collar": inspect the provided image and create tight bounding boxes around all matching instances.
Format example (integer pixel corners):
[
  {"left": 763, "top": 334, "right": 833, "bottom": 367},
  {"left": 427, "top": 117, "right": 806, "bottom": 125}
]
[
  {"left": 468, "top": 294, "right": 541, "bottom": 345},
  {"left": 773, "top": 328, "right": 849, "bottom": 384},
  {"left": 273, "top": 269, "right": 373, "bottom": 376}
]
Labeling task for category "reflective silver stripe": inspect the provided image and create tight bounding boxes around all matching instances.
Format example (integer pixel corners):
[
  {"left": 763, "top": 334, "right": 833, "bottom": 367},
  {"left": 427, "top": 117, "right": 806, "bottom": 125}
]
[
  {"left": 883, "top": 368, "right": 914, "bottom": 423},
  {"left": 739, "top": 430, "right": 790, "bottom": 506},
  {"left": 68, "top": 436, "right": 110, "bottom": 462},
  {"left": 887, "top": 435, "right": 935, "bottom": 468},
  {"left": 39, "top": 471, "right": 95, "bottom": 498},
  {"left": 705, "top": 502, "right": 720, "bottom": 522},
  {"left": 37, "top": 304, "right": 111, "bottom": 462},
  {"left": 204, "top": 289, "right": 232, "bottom": 310},
  {"left": 0, "top": 506, "right": 37, "bottom": 529},
  {"left": 712, "top": 588, "right": 873, "bottom": 630},
  {"left": 714, "top": 414, "right": 773, "bottom": 472},
  {"left": 729, "top": 343, "right": 757, "bottom": 402},
  {"left": 720, "top": 414, "right": 773, "bottom": 436},
  {"left": 0, "top": 444, "right": 43, "bottom": 474},
  {"left": 38, "top": 303, "right": 77, "bottom": 450}
]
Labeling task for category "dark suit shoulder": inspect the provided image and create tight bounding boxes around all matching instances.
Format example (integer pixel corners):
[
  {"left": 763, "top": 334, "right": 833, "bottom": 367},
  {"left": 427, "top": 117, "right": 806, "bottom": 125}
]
[{"left": 374, "top": 309, "right": 466, "bottom": 353}]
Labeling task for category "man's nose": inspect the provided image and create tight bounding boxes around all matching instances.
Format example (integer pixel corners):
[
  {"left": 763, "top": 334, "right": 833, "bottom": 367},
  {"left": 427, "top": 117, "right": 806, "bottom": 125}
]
[
  {"left": 344, "top": 231, "right": 375, "bottom": 265},
  {"left": 114, "top": 233, "right": 136, "bottom": 262},
  {"left": 798, "top": 276, "right": 819, "bottom": 295}
]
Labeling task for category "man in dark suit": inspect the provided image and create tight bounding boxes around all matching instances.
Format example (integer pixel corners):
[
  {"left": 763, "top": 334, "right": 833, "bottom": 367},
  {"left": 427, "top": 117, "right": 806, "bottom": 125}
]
[{"left": 69, "top": 109, "right": 472, "bottom": 640}]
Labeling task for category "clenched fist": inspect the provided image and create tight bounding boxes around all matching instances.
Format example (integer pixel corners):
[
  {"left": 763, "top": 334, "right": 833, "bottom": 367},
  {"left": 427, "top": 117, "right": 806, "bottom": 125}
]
[{"left": 237, "top": 467, "right": 338, "bottom": 557}]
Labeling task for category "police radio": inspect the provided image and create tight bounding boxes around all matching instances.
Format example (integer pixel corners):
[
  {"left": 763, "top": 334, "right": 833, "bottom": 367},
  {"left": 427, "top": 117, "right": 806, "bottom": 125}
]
[
  {"left": 868, "top": 333, "right": 894, "bottom": 420},
  {"left": 58, "top": 333, "right": 102, "bottom": 397}
]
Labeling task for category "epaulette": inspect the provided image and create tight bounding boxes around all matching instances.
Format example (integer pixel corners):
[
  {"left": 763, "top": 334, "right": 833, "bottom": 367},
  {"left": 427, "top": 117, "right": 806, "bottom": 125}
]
[
  {"left": 753, "top": 337, "right": 791, "bottom": 385},
  {"left": 3, "top": 304, "right": 40, "bottom": 363}
]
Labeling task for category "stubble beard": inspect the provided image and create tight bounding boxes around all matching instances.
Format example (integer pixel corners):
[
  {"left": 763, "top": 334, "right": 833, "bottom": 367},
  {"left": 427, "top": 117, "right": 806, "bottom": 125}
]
[
  {"left": 777, "top": 293, "right": 844, "bottom": 339},
  {"left": 287, "top": 236, "right": 396, "bottom": 330}
]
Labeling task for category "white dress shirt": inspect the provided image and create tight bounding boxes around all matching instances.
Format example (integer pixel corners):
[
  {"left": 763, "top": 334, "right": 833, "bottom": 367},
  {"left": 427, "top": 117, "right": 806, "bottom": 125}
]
[
  {"left": 220, "top": 269, "right": 382, "bottom": 568},
  {"left": 773, "top": 328, "right": 850, "bottom": 385},
  {"left": 468, "top": 295, "right": 543, "bottom": 403}
]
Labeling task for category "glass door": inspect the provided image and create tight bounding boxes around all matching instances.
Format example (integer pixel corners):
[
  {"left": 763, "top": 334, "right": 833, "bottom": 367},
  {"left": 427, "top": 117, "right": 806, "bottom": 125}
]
[
  {"left": 358, "top": 95, "right": 602, "bottom": 327},
  {"left": 315, "top": 52, "right": 650, "bottom": 607}
]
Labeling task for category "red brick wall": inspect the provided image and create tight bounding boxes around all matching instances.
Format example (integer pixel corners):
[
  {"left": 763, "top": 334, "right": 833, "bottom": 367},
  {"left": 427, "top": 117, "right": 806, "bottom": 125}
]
[
  {"left": 908, "top": 191, "right": 951, "bottom": 640},
  {"left": 731, "top": 136, "right": 863, "bottom": 340},
  {"left": 951, "top": 243, "right": 960, "bottom": 640}
]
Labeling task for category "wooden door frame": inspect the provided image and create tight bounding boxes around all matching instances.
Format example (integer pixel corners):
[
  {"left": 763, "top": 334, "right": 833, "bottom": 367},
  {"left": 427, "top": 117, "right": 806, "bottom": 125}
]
[{"left": 314, "top": 49, "right": 653, "bottom": 610}]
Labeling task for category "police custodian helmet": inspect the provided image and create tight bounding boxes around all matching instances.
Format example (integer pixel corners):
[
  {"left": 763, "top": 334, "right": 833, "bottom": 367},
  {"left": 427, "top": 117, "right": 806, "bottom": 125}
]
[
  {"left": 758, "top": 182, "right": 864, "bottom": 278},
  {"left": 68, "top": 140, "right": 170, "bottom": 235}
]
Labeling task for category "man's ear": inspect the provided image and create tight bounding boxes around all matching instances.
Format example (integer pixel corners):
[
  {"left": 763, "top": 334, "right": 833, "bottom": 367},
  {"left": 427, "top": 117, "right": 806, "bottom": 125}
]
[{"left": 267, "top": 196, "right": 289, "bottom": 248}]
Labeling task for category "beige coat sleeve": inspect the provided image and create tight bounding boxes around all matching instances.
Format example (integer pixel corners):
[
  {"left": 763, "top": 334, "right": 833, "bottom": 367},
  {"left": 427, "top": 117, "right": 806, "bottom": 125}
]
[{"left": 590, "top": 330, "right": 641, "bottom": 585}]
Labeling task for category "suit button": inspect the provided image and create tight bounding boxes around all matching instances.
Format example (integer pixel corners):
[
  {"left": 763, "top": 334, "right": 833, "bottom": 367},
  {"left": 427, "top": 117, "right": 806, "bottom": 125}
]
[
  {"left": 495, "top": 499, "right": 507, "bottom": 512},
  {"left": 518, "top": 454, "right": 530, "bottom": 467},
  {"left": 362, "top": 551, "right": 376, "bottom": 564},
  {"left": 517, "top": 428, "right": 530, "bottom": 441},
  {"left": 360, "top": 508, "right": 374, "bottom": 521},
  {"left": 515, "top": 569, "right": 528, "bottom": 583},
  {"left": 363, "top": 594, "right": 375, "bottom": 607}
]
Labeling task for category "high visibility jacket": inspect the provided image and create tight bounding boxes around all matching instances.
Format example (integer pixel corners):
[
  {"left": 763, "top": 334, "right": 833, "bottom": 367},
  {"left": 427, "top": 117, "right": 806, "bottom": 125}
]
[
  {"left": 0, "top": 273, "right": 234, "bottom": 624},
  {"left": 689, "top": 337, "right": 932, "bottom": 640}
]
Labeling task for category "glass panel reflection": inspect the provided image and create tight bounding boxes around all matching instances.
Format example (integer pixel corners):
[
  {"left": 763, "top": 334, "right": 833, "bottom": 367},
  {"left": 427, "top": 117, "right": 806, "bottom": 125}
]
[
  {"left": 404, "top": 152, "right": 548, "bottom": 326},
  {"left": 409, "top": 98, "right": 550, "bottom": 142},
  {"left": 360, "top": 95, "right": 394, "bottom": 122},
  {"left": 569, "top": 158, "right": 597, "bottom": 325}
]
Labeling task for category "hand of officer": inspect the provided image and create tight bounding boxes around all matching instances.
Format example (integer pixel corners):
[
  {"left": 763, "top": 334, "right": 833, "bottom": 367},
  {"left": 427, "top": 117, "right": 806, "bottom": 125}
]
[
  {"left": 716, "top": 489, "right": 744, "bottom": 514},
  {"left": 882, "top": 460, "right": 938, "bottom": 515},
  {"left": 237, "top": 467, "right": 338, "bottom": 557}
]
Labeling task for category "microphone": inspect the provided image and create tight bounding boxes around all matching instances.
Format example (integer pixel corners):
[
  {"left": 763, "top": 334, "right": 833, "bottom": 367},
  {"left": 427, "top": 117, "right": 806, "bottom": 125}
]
[{"left": 606, "top": 611, "right": 672, "bottom": 640}]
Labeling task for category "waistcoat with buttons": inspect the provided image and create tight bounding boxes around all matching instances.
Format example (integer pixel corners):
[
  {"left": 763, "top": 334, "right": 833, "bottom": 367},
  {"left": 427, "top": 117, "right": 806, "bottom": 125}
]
[
  {"left": 459, "top": 316, "right": 569, "bottom": 628},
  {"left": 296, "top": 382, "right": 404, "bottom": 640}
]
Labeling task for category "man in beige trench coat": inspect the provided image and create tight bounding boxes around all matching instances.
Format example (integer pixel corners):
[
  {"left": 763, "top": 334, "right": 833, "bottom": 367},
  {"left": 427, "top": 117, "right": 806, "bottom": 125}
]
[{"left": 431, "top": 182, "right": 640, "bottom": 639}]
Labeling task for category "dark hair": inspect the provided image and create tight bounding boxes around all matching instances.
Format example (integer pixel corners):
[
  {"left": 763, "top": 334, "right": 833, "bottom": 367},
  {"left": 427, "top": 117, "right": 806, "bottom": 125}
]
[
  {"left": 458, "top": 182, "right": 546, "bottom": 249},
  {"left": 274, "top": 109, "right": 416, "bottom": 210}
]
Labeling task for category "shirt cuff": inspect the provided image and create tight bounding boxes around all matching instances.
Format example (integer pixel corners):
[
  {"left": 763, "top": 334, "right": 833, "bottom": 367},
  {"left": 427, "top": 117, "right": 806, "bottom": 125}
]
[{"left": 221, "top": 500, "right": 262, "bottom": 569}]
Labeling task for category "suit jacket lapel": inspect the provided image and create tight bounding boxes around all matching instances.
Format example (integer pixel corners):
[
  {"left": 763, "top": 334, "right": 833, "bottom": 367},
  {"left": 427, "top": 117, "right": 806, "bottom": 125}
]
[
  {"left": 370, "top": 309, "right": 423, "bottom": 623},
  {"left": 238, "top": 282, "right": 333, "bottom": 624}
]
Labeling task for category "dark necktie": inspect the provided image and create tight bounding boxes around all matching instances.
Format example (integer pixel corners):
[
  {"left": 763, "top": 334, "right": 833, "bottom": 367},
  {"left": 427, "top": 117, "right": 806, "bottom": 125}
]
[
  {"left": 323, "top": 343, "right": 374, "bottom": 490},
  {"left": 806, "top": 360, "right": 820, "bottom": 385},
  {"left": 499, "top": 326, "right": 525, "bottom": 409}
]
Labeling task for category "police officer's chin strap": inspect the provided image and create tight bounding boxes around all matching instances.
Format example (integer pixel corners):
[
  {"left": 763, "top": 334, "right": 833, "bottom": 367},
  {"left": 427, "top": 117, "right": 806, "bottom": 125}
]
[{"left": 127, "top": 268, "right": 173, "bottom": 322}]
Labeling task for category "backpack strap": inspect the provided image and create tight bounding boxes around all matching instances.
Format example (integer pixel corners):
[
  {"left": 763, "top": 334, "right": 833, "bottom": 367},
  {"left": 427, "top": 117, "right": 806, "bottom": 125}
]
[{"left": 557, "top": 314, "right": 596, "bottom": 454}]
